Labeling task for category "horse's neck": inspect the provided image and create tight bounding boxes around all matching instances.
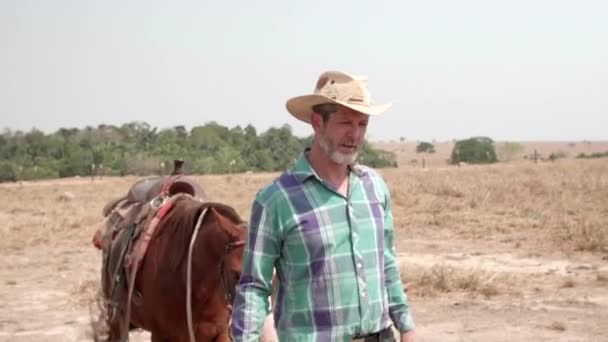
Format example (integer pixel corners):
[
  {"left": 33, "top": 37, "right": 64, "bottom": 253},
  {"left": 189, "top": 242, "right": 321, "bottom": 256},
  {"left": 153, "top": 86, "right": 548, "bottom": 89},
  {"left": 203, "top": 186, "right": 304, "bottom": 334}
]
[{"left": 193, "top": 227, "right": 227, "bottom": 281}]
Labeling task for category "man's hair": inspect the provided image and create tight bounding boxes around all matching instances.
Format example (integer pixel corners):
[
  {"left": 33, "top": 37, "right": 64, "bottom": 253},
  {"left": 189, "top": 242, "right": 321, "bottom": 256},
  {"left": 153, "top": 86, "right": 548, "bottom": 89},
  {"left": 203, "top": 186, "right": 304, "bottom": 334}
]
[{"left": 311, "top": 103, "right": 339, "bottom": 123}]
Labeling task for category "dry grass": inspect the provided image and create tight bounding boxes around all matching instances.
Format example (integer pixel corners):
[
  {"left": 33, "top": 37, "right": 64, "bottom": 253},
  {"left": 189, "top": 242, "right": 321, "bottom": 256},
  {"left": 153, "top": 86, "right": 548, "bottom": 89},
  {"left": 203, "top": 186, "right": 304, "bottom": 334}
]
[
  {"left": 0, "top": 158, "right": 606, "bottom": 256},
  {"left": 0, "top": 173, "right": 277, "bottom": 251},
  {"left": 62, "top": 279, "right": 102, "bottom": 312},
  {"left": 375, "top": 140, "right": 608, "bottom": 168},
  {"left": 382, "top": 159, "right": 608, "bottom": 253},
  {"left": 560, "top": 278, "right": 576, "bottom": 288},
  {"left": 400, "top": 263, "right": 514, "bottom": 299},
  {"left": 549, "top": 321, "right": 567, "bottom": 332},
  {"left": 1, "top": 145, "right": 607, "bottom": 342}
]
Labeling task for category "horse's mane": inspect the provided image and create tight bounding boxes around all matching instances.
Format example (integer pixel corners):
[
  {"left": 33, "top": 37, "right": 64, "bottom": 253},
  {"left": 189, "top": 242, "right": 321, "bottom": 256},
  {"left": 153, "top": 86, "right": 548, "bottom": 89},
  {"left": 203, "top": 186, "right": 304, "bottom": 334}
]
[{"left": 155, "top": 197, "right": 245, "bottom": 271}]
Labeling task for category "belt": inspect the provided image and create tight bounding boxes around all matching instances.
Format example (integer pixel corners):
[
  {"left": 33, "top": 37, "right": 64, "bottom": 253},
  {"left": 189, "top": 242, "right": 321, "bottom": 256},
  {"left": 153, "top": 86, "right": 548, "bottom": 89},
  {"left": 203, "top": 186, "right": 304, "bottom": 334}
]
[
  {"left": 353, "top": 332, "right": 380, "bottom": 341},
  {"left": 353, "top": 327, "right": 395, "bottom": 342}
]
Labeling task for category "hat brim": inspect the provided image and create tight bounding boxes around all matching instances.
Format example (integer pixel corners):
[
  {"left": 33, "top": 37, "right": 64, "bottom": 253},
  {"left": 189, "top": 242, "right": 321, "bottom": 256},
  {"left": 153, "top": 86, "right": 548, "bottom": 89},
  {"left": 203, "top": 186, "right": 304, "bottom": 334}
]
[{"left": 286, "top": 94, "right": 392, "bottom": 123}]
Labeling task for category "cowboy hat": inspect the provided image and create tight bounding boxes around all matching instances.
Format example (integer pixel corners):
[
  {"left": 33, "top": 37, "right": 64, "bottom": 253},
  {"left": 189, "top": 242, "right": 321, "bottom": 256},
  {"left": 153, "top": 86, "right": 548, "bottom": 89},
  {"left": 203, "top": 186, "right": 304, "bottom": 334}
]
[{"left": 285, "top": 70, "right": 392, "bottom": 123}]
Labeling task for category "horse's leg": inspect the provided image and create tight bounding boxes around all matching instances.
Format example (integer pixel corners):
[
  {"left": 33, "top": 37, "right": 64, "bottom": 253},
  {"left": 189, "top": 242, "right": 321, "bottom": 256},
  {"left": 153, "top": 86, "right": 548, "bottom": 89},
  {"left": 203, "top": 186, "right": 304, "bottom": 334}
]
[
  {"left": 107, "top": 318, "right": 124, "bottom": 342},
  {"left": 103, "top": 308, "right": 130, "bottom": 342}
]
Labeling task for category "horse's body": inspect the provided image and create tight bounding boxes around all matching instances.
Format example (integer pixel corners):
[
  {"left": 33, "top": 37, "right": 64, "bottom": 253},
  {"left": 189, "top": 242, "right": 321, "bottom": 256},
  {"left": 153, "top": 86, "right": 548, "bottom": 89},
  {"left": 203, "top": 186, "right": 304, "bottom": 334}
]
[{"left": 96, "top": 196, "right": 247, "bottom": 342}]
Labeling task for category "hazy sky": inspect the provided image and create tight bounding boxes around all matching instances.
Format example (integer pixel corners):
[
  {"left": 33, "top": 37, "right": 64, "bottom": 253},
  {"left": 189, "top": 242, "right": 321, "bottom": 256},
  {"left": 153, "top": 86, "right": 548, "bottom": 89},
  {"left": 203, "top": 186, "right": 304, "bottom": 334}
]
[{"left": 1, "top": 0, "right": 607, "bottom": 141}]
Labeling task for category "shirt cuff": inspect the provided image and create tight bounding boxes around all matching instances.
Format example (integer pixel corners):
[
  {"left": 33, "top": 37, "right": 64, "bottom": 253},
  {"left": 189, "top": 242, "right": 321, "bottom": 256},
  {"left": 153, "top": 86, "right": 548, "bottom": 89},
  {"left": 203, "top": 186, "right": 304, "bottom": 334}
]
[{"left": 393, "top": 310, "right": 415, "bottom": 332}]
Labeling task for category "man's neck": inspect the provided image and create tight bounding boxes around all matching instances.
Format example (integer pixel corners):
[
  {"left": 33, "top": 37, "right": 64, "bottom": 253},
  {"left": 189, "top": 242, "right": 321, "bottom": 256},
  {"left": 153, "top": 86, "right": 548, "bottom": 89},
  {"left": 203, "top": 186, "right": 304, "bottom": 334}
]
[{"left": 306, "top": 143, "right": 350, "bottom": 188}]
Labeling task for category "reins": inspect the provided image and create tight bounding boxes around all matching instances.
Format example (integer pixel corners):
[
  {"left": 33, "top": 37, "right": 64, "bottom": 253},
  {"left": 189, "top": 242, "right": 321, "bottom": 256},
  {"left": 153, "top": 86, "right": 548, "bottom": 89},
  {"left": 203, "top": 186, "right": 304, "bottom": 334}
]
[
  {"left": 186, "top": 207, "right": 246, "bottom": 342},
  {"left": 218, "top": 240, "right": 246, "bottom": 303},
  {"left": 186, "top": 207, "right": 208, "bottom": 342}
]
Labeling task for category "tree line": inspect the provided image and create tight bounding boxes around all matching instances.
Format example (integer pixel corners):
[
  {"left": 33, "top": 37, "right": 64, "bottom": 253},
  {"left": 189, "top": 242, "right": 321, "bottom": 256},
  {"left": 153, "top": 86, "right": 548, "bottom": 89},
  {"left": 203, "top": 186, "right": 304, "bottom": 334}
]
[{"left": 0, "top": 121, "right": 397, "bottom": 182}]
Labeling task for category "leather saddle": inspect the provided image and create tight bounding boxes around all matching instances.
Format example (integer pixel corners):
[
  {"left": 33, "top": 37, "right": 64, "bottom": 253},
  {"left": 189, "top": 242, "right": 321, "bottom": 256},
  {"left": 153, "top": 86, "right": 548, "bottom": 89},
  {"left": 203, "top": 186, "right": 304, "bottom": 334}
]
[
  {"left": 103, "top": 161, "right": 206, "bottom": 217},
  {"left": 96, "top": 160, "right": 207, "bottom": 313}
]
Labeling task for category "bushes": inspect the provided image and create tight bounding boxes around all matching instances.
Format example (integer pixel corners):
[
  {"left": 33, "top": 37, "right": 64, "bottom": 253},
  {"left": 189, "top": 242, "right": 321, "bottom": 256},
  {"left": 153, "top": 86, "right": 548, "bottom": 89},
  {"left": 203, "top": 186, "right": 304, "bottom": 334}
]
[
  {"left": 0, "top": 123, "right": 398, "bottom": 181},
  {"left": 0, "top": 161, "right": 18, "bottom": 182},
  {"left": 20, "top": 160, "right": 59, "bottom": 180},
  {"left": 451, "top": 137, "right": 497, "bottom": 164},
  {"left": 548, "top": 151, "right": 568, "bottom": 161},
  {"left": 577, "top": 151, "right": 608, "bottom": 159},
  {"left": 416, "top": 141, "right": 435, "bottom": 154}
]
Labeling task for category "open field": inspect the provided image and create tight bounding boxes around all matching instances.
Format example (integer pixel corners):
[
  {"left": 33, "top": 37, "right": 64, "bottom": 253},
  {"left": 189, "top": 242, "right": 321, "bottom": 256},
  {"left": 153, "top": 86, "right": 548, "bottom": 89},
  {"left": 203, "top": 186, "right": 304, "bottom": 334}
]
[
  {"left": 1, "top": 156, "right": 607, "bottom": 341},
  {"left": 375, "top": 140, "right": 608, "bottom": 168}
]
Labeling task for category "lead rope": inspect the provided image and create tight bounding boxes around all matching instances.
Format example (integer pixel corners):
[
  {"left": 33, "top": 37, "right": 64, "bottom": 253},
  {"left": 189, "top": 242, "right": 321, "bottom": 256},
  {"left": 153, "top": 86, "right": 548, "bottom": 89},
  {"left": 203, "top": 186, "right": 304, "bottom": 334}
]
[{"left": 187, "top": 207, "right": 208, "bottom": 342}]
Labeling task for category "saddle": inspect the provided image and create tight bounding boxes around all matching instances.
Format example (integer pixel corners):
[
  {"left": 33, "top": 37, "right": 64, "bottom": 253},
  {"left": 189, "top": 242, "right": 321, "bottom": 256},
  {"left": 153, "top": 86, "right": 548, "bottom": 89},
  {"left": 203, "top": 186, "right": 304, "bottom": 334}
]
[
  {"left": 102, "top": 160, "right": 207, "bottom": 217},
  {"left": 96, "top": 160, "right": 207, "bottom": 319}
]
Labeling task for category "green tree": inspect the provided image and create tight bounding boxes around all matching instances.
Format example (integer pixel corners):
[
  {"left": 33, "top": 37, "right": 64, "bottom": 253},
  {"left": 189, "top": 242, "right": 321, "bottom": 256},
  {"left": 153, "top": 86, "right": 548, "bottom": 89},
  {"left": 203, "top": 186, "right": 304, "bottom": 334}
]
[
  {"left": 451, "top": 137, "right": 497, "bottom": 164},
  {"left": 416, "top": 141, "right": 435, "bottom": 154},
  {"left": 24, "top": 129, "right": 48, "bottom": 165},
  {"left": 415, "top": 141, "right": 435, "bottom": 168},
  {"left": 154, "top": 128, "right": 184, "bottom": 157},
  {"left": 0, "top": 121, "right": 400, "bottom": 181},
  {"left": 0, "top": 161, "right": 18, "bottom": 182},
  {"left": 190, "top": 124, "right": 225, "bottom": 152},
  {"left": 58, "top": 144, "right": 94, "bottom": 177},
  {"left": 259, "top": 125, "right": 302, "bottom": 170}
]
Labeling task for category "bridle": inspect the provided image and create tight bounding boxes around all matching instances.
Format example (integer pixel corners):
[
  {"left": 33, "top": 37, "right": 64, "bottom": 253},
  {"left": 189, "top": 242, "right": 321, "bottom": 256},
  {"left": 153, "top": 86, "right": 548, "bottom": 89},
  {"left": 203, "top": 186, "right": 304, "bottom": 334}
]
[
  {"left": 218, "top": 239, "right": 246, "bottom": 304},
  {"left": 186, "top": 207, "right": 246, "bottom": 342}
]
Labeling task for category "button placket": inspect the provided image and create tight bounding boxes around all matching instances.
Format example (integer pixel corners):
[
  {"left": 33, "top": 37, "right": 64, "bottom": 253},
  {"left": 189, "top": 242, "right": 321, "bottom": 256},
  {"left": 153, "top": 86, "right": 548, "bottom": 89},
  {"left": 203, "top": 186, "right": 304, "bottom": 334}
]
[{"left": 348, "top": 200, "right": 369, "bottom": 312}]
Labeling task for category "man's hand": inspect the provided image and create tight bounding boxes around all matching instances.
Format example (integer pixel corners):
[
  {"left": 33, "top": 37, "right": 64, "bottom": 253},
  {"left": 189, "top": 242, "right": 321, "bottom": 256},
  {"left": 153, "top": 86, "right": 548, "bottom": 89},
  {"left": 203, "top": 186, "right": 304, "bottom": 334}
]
[{"left": 400, "top": 330, "right": 415, "bottom": 342}]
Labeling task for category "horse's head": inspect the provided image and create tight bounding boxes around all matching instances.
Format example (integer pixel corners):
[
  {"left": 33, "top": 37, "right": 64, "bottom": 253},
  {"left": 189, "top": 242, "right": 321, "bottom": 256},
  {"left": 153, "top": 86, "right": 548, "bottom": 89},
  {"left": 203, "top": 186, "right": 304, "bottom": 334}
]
[
  {"left": 219, "top": 222, "right": 247, "bottom": 304},
  {"left": 203, "top": 204, "right": 248, "bottom": 304}
]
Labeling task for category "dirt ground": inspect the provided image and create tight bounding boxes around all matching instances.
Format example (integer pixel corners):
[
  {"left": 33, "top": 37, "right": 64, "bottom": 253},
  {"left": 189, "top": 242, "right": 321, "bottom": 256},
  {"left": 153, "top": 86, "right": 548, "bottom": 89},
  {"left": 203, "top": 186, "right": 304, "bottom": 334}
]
[
  {"left": 2, "top": 237, "right": 607, "bottom": 341},
  {"left": 1, "top": 158, "right": 607, "bottom": 341}
]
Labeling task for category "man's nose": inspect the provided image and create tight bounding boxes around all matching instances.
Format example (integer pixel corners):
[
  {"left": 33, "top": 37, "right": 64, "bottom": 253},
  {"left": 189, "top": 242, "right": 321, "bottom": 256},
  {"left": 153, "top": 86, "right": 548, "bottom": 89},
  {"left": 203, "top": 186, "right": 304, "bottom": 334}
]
[{"left": 347, "top": 124, "right": 363, "bottom": 138}]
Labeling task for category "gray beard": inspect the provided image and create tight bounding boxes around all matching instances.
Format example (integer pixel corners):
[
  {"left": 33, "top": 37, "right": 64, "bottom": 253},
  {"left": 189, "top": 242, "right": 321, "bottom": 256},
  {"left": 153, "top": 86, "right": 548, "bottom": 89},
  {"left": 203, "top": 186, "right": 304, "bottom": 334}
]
[{"left": 318, "top": 134, "right": 359, "bottom": 165}]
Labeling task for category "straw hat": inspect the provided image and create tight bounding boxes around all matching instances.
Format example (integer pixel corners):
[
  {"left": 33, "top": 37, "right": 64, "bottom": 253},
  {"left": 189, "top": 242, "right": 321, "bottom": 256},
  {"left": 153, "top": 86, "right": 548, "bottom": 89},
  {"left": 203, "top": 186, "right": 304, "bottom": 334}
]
[{"left": 286, "top": 70, "right": 391, "bottom": 123}]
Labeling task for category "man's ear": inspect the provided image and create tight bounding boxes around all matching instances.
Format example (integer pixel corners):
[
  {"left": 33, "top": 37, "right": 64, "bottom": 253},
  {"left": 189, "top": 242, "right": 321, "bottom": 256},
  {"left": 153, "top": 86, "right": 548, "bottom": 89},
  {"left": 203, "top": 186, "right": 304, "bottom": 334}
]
[{"left": 310, "top": 112, "right": 323, "bottom": 132}]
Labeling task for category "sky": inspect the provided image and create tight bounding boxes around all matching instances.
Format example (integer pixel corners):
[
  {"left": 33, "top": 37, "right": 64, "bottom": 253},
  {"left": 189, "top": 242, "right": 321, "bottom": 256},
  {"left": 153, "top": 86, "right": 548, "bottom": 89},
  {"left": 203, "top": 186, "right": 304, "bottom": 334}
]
[{"left": 1, "top": 0, "right": 607, "bottom": 141}]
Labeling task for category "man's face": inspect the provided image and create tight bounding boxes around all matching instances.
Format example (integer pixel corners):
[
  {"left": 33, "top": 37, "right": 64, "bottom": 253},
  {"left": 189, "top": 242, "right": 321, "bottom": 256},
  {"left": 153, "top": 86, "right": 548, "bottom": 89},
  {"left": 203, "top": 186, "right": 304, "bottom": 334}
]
[{"left": 314, "top": 106, "right": 369, "bottom": 165}]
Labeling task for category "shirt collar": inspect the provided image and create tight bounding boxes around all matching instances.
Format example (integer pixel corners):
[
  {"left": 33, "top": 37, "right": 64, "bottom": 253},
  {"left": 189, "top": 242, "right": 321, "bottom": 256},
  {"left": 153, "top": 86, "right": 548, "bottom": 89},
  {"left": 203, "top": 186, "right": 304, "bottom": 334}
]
[{"left": 291, "top": 148, "right": 368, "bottom": 182}]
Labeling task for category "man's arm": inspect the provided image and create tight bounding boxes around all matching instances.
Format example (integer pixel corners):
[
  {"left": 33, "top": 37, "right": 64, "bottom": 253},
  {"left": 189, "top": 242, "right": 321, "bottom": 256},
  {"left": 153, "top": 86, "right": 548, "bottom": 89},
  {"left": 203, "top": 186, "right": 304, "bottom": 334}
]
[
  {"left": 382, "top": 182, "right": 415, "bottom": 335},
  {"left": 231, "top": 198, "right": 280, "bottom": 341}
]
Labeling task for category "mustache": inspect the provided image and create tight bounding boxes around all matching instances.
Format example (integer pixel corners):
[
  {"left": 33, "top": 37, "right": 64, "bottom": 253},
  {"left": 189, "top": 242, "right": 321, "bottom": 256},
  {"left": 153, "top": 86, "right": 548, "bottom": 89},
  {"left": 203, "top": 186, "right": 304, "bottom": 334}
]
[{"left": 341, "top": 139, "right": 360, "bottom": 146}]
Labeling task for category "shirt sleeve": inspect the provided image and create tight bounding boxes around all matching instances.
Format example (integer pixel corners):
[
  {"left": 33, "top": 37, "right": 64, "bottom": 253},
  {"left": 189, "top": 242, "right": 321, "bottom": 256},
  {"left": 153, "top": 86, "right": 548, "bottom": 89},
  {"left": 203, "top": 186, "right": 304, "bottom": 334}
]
[
  {"left": 382, "top": 183, "right": 415, "bottom": 332},
  {"left": 231, "top": 196, "right": 281, "bottom": 341}
]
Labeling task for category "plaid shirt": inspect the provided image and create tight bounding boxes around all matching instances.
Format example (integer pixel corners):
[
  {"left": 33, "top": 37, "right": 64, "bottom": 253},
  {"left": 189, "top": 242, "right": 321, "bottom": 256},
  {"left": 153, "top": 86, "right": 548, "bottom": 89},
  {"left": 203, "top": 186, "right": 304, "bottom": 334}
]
[{"left": 231, "top": 151, "right": 414, "bottom": 341}]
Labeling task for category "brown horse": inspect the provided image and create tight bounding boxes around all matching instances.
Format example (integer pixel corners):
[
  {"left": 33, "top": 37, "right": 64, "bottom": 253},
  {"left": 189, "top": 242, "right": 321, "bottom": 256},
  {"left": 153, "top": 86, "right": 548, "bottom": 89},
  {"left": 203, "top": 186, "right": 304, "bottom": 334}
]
[{"left": 96, "top": 197, "right": 247, "bottom": 342}]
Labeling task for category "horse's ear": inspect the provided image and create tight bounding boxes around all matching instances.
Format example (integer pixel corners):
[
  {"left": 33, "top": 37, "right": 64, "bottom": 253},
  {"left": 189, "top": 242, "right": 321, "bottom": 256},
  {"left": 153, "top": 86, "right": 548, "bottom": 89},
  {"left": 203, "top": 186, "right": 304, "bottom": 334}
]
[
  {"left": 203, "top": 202, "right": 242, "bottom": 225},
  {"left": 207, "top": 207, "right": 227, "bottom": 229},
  {"left": 208, "top": 207, "right": 241, "bottom": 237}
]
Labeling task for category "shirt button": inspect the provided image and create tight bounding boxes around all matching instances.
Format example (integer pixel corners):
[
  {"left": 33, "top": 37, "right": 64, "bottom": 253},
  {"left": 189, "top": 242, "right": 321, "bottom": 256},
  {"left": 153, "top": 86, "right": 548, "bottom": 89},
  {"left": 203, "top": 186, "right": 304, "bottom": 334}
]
[
  {"left": 357, "top": 263, "right": 362, "bottom": 269},
  {"left": 352, "top": 232, "right": 358, "bottom": 238}
]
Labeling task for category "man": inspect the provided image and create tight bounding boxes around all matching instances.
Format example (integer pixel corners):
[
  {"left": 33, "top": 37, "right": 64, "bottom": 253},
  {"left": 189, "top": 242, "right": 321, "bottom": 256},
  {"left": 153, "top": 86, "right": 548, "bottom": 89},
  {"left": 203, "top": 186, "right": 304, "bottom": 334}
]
[{"left": 232, "top": 70, "right": 415, "bottom": 341}]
